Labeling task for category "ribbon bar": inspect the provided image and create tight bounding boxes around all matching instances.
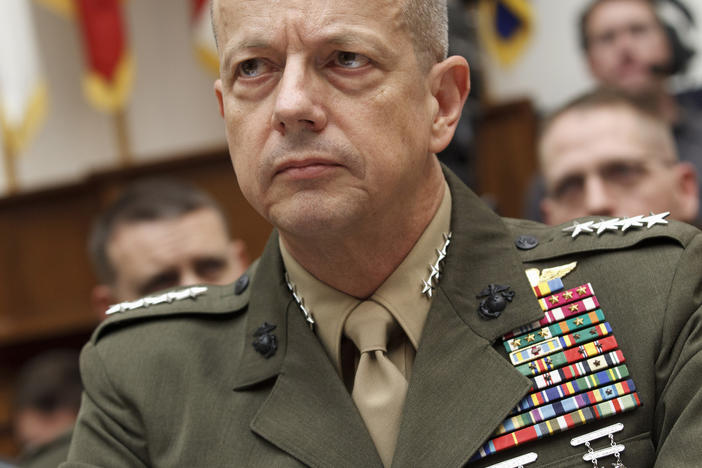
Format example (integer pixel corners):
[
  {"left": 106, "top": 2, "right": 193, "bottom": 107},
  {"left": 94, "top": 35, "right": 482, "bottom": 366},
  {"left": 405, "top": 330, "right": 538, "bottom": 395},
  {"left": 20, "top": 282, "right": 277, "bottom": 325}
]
[{"left": 537, "top": 283, "right": 594, "bottom": 311}]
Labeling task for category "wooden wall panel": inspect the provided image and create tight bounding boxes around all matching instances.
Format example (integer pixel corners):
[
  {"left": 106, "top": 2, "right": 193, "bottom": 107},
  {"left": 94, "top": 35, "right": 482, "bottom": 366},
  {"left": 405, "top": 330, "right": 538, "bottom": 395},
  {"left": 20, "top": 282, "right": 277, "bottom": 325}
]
[{"left": 476, "top": 99, "right": 539, "bottom": 218}]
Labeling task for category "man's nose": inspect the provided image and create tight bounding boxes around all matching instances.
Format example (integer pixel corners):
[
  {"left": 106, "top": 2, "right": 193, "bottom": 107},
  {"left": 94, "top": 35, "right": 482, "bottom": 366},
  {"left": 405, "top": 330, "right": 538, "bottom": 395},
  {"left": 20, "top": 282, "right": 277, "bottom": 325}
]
[
  {"left": 272, "top": 60, "right": 327, "bottom": 135},
  {"left": 583, "top": 176, "right": 614, "bottom": 217}
]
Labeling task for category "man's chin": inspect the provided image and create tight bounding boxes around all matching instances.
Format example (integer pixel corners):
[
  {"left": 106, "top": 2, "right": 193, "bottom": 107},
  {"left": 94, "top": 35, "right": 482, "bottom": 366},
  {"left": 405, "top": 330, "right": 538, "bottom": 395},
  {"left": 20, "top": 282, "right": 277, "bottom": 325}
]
[{"left": 270, "top": 197, "right": 357, "bottom": 238}]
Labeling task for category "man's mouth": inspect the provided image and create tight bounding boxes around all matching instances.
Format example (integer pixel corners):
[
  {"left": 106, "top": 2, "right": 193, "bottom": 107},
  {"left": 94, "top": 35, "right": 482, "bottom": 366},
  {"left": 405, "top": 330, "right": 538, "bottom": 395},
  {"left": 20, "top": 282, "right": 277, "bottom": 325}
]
[{"left": 274, "top": 158, "right": 342, "bottom": 180}]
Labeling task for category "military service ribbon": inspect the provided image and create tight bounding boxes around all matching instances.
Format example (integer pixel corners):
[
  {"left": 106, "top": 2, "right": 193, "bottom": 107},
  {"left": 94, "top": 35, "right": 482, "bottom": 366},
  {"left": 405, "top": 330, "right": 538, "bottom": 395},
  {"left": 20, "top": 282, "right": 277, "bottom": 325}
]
[{"left": 479, "top": 281, "right": 642, "bottom": 462}]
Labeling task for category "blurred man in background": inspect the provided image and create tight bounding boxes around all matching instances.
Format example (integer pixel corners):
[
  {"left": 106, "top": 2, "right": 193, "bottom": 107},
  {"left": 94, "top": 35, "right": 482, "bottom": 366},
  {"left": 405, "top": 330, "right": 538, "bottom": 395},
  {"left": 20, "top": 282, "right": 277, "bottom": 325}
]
[
  {"left": 539, "top": 88, "right": 698, "bottom": 225},
  {"left": 88, "top": 178, "right": 250, "bottom": 317},
  {"left": 580, "top": 0, "right": 702, "bottom": 194},
  {"left": 13, "top": 350, "right": 81, "bottom": 468}
]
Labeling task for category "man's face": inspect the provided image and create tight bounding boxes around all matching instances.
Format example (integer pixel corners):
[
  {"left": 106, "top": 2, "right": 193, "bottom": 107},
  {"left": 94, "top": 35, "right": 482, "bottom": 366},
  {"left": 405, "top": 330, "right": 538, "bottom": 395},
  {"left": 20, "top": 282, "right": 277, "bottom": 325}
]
[
  {"left": 540, "top": 106, "right": 695, "bottom": 224},
  {"left": 213, "top": 0, "right": 438, "bottom": 238},
  {"left": 106, "top": 208, "right": 246, "bottom": 301},
  {"left": 585, "top": 0, "right": 671, "bottom": 93}
]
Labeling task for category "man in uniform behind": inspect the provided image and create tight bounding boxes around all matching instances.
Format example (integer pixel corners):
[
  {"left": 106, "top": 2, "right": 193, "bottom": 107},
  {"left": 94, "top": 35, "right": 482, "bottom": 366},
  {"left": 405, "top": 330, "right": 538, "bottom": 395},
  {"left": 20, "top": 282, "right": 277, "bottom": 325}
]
[
  {"left": 88, "top": 177, "right": 250, "bottom": 317},
  {"left": 580, "top": 0, "right": 702, "bottom": 215},
  {"left": 13, "top": 351, "right": 81, "bottom": 468},
  {"left": 64, "top": 0, "right": 702, "bottom": 466},
  {"left": 539, "top": 88, "right": 699, "bottom": 225}
]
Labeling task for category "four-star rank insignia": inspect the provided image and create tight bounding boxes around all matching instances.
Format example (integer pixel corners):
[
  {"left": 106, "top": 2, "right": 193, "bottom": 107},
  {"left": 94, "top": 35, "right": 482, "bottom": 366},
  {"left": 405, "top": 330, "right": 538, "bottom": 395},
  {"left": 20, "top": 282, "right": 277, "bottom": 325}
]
[
  {"left": 469, "top": 275, "right": 641, "bottom": 463},
  {"left": 563, "top": 212, "right": 669, "bottom": 238}
]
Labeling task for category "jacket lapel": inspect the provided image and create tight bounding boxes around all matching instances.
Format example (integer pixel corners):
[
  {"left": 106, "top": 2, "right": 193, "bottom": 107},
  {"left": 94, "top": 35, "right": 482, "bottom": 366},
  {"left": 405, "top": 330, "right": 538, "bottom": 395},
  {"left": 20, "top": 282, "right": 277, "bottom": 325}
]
[
  {"left": 233, "top": 233, "right": 382, "bottom": 468},
  {"left": 392, "top": 170, "right": 545, "bottom": 466}
]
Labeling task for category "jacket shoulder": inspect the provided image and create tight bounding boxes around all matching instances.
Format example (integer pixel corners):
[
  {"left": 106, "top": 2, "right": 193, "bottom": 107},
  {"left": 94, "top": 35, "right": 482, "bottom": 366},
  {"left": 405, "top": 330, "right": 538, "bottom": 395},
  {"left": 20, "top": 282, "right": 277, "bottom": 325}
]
[
  {"left": 91, "top": 260, "right": 260, "bottom": 344},
  {"left": 502, "top": 215, "right": 701, "bottom": 262}
]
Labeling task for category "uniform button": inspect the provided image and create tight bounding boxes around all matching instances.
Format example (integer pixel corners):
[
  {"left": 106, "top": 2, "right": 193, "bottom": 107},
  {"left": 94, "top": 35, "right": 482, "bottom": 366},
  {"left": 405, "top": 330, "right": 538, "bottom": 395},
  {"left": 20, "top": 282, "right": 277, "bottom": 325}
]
[
  {"left": 234, "top": 274, "right": 249, "bottom": 295},
  {"left": 515, "top": 235, "right": 539, "bottom": 250}
]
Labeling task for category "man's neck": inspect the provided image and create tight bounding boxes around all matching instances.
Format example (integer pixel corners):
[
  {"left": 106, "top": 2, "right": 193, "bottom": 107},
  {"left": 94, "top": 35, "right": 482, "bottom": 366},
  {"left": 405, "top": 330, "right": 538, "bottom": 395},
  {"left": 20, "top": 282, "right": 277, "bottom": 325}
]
[{"left": 280, "top": 166, "right": 446, "bottom": 299}]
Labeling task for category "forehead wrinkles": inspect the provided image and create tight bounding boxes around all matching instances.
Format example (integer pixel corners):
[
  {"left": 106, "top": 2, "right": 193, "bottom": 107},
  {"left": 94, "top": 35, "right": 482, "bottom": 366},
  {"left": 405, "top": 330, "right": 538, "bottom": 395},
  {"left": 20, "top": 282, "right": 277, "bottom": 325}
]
[{"left": 217, "top": 0, "right": 405, "bottom": 48}]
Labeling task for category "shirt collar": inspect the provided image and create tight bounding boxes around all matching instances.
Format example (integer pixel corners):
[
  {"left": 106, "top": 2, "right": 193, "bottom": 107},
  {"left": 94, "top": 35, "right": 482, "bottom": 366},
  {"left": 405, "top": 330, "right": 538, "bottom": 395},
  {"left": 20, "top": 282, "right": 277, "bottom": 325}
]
[{"left": 280, "top": 181, "right": 452, "bottom": 372}]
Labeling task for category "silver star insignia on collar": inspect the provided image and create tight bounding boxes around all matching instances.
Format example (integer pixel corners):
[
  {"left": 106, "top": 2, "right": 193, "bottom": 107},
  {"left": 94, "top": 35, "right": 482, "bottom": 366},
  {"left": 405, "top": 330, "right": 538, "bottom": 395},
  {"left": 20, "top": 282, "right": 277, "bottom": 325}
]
[
  {"left": 421, "top": 279, "right": 434, "bottom": 298},
  {"left": 642, "top": 211, "right": 670, "bottom": 228},
  {"left": 618, "top": 215, "right": 644, "bottom": 231},
  {"left": 421, "top": 231, "right": 452, "bottom": 299},
  {"left": 592, "top": 218, "right": 620, "bottom": 235},
  {"left": 563, "top": 212, "right": 670, "bottom": 238},
  {"left": 563, "top": 220, "right": 595, "bottom": 238}
]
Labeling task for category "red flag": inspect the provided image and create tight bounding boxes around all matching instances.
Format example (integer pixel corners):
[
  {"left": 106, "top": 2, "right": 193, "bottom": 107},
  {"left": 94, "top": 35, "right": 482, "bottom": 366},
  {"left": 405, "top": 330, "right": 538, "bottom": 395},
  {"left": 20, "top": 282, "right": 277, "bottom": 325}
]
[
  {"left": 74, "top": 0, "right": 133, "bottom": 112},
  {"left": 191, "top": 0, "right": 219, "bottom": 75}
]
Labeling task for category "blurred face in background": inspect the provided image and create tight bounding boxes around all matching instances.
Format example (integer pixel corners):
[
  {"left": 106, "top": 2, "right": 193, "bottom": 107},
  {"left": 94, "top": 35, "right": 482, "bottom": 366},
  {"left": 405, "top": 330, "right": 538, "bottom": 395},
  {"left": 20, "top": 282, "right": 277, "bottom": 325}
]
[
  {"left": 585, "top": 0, "right": 671, "bottom": 94},
  {"left": 92, "top": 207, "right": 248, "bottom": 315},
  {"left": 540, "top": 105, "right": 698, "bottom": 225}
]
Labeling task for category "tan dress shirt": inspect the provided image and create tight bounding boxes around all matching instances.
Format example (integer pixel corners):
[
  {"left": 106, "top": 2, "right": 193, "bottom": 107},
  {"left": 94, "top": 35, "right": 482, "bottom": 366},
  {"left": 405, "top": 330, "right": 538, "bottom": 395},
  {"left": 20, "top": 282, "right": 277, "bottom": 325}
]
[{"left": 280, "top": 182, "right": 452, "bottom": 381}]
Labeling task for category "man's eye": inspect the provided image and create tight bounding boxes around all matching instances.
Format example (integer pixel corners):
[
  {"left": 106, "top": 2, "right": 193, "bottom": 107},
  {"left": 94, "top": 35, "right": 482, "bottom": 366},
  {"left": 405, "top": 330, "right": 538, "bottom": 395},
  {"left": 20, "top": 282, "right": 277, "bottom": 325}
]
[
  {"left": 238, "top": 58, "right": 270, "bottom": 78},
  {"left": 333, "top": 51, "right": 369, "bottom": 69},
  {"left": 552, "top": 176, "right": 584, "bottom": 203},
  {"left": 602, "top": 162, "right": 646, "bottom": 186}
]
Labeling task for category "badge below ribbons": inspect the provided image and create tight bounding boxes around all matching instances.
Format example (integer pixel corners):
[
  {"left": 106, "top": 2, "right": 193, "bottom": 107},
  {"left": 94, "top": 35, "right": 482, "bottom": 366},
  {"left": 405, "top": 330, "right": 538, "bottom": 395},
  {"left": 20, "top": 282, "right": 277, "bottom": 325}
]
[{"left": 470, "top": 279, "right": 641, "bottom": 462}]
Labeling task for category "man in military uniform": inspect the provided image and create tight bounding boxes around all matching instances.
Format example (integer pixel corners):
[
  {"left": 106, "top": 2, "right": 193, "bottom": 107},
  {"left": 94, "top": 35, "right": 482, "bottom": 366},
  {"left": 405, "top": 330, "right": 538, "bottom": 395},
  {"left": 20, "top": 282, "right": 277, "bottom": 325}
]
[
  {"left": 64, "top": 0, "right": 702, "bottom": 466},
  {"left": 14, "top": 351, "right": 81, "bottom": 468},
  {"left": 88, "top": 177, "right": 250, "bottom": 318}
]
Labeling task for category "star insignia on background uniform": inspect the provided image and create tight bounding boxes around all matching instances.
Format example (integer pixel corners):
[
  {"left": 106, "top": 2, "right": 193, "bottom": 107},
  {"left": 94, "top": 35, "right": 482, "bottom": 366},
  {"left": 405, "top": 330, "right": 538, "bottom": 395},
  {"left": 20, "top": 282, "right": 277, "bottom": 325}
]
[
  {"left": 526, "top": 333, "right": 536, "bottom": 342},
  {"left": 576, "top": 286, "right": 588, "bottom": 295},
  {"left": 642, "top": 211, "right": 670, "bottom": 228},
  {"left": 563, "top": 220, "right": 595, "bottom": 238},
  {"left": 563, "top": 291, "right": 574, "bottom": 300},
  {"left": 618, "top": 215, "right": 644, "bottom": 231},
  {"left": 569, "top": 304, "right": 580, "bottom": 312},
  {"left": 538, "top": 329, "right": 549, "bottom": 338},
  {"left": 592, "top": 218, "right": 620, "bottom": 235},
  {"left": 511, "top": 338, "right": 522, "bottom": 347},
  {"left": 548, "top": 295, "right": 559, "bottom": 304},
  {"left": 574, "top": 317, "right": 585, "bottom": 326}
]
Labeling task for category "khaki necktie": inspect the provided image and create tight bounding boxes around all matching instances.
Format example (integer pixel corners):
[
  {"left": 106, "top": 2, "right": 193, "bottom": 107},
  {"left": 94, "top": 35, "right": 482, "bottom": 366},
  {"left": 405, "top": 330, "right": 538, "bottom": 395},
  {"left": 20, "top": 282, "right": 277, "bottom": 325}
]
[{"left": 343, "top": 300, "right": 408, "bottom": 468}]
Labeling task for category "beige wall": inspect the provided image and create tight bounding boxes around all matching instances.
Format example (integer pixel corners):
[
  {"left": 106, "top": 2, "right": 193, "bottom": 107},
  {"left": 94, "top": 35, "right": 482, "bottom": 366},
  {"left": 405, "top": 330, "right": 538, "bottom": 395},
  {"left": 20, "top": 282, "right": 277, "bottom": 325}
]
[
  {"left": 481, "top": 0, "right": 702, "bottom": 111},
  {"left": 0, "top": 0, "right": 226, "bottom": 195}
]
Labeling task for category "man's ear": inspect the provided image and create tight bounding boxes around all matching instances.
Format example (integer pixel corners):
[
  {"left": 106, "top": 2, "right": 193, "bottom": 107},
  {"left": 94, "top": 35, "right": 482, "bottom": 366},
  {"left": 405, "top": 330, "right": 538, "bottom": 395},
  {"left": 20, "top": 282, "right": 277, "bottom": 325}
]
[
  {"left": 214, "top": 79, "right": 225, "bottom": 118},
  {"left": 673, "top": 161, "right": 699, "bottom": 223},
  {"left": 91, "top": 285, "right": 117, "bottom": 321},
  {"left": 428, "top": 55, "right": 471, "bottom": 154}
]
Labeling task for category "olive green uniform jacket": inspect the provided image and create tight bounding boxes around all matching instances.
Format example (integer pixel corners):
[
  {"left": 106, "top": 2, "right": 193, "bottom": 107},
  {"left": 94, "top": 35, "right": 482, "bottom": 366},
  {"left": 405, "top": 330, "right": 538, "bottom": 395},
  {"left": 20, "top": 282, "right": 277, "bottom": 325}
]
[{"left": 64, "top": 170, "right": 702, "bottom": 467}]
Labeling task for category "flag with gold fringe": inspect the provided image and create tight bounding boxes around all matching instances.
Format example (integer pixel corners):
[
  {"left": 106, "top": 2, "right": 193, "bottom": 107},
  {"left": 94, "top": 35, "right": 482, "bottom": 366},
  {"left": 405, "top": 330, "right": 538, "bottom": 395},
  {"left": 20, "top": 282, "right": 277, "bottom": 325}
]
[
  {"left": 35, "top": 0, "right": 133, "bottom": 113},
  {"left": 191, "top": 0, "right": 219, "bottom": 76},
  {"left": 0, "top": 0, "right": 48, "bottom": 157},
  {"left": 478, "top": 0, "right": 534, "bottom": 67}
]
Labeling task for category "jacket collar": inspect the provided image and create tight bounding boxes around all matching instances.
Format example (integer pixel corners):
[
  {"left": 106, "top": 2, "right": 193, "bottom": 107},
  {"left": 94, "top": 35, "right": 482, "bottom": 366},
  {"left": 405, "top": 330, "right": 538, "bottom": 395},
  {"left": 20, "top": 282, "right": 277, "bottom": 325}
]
[
  {"left": 440, "top": 167, "right": 544, "bottom": 341},
  {"left": 231, "top": 167, "right": 545, "bottom": 466}
]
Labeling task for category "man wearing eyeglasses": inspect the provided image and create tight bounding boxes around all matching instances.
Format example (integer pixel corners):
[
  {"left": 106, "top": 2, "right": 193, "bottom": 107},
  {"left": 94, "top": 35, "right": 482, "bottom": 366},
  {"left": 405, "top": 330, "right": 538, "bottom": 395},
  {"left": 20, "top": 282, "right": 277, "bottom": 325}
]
[{"left": 539, "top": 88, "right": 698, "bottom": 225}]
